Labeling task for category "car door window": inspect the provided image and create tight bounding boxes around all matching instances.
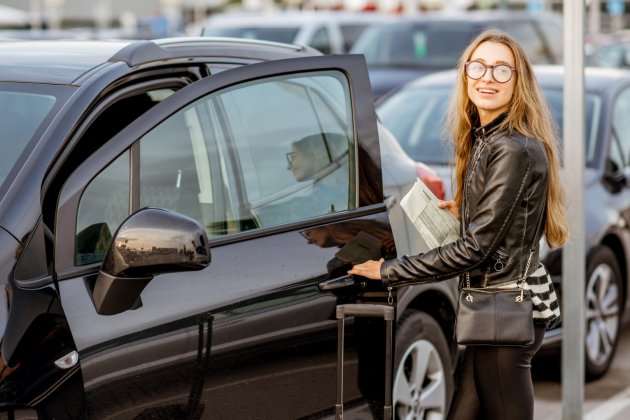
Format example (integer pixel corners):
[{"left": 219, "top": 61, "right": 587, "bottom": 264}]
[
  {"left": 533, "top": 14, "right": 563, "bottom": 63},
  {"left": 76, "top": 151, "right": 129, "bottom": 265},
  {"left": 611, "top": 87, "right": 630, "bottom": 170},
  {"left": 215, "top": 72, "right": 352, "bottom": 227},
  {"left": 369, "top": 23, "right": 477, "bottom": 67},
  {"left": 75, "top": 70, "right": 354, "bottom": 264},
  {"left": 339, "top": 23, "right": 369, "bottom": 52}
]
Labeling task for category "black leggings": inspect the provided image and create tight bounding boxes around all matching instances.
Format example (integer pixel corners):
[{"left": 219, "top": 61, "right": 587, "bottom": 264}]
[{"left": 446, "top": 324, "right": 546, "bottom": 420}]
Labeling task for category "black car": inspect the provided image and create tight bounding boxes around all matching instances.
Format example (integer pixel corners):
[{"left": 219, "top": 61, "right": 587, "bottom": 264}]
[
  {"left": 351, "top": 10, "right": 563, "bottom": 99},
  {"left": 377, "top": 65, "right": 630, "bottom": 380},
  {"left": 0, "top": 38, "right": 459, "bottom": 419}
]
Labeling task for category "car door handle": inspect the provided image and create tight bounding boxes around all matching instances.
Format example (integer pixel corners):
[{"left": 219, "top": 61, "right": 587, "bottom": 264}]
[
  {"left": 384, "top": 195, "right": 397, "bottom": 209},
  {"left": 318, "top": 275, "right": 355, "bottom": 291}
]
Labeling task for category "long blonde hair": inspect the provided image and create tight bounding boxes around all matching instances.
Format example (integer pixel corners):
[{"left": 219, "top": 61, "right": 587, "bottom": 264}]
[{"left": 445, "top": 30, "right": 568, "bottom": 248}]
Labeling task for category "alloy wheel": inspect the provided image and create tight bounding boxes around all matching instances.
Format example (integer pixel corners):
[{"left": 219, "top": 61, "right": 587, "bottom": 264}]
[
  {"left": 393, "top": 339, "right": 447, "bottom": 420},
  {"left": 585, "top": 263, "right": 621, "bottom": 367}
]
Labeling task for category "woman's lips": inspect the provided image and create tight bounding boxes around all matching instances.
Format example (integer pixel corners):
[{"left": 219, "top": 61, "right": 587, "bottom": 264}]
[{"left": 477, "top": 87, "right": 498, "bottom": 95}]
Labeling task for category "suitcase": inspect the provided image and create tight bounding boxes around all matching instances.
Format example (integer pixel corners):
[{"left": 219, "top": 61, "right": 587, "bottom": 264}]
[{"left": 335, "top": 304, "right": 395, "bottom": 420}]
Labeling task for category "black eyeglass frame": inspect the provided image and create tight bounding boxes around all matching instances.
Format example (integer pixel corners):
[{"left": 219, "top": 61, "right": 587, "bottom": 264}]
[
  {"left": 286, "top": 151, "right": 297, "bottom": 166},
  {"left": 465, "top": 60, "right": 517, "bottom": 83}
]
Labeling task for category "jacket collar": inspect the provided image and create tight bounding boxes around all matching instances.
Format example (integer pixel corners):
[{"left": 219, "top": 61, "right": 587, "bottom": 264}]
[{"left": 473, "top": 112, "right": 508, "bottom": 140}]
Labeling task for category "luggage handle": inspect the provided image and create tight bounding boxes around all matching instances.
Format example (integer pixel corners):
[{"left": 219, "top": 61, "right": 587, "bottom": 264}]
[
  {"left": 336, "top": 304, "right": 394, "bottom": 420},
  {"left": 336, "top": 303, "right": 394, "bottom": 320}
]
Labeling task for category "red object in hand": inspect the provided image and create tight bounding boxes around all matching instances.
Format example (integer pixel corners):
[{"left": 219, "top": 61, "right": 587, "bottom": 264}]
[{"left": 416, "top": 162, "right": 445, "bottom": 200}]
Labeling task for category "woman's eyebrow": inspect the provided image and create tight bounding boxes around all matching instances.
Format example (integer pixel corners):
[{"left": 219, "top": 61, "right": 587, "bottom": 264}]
[{"left": 472, "top": 58, "right": 514, "bottom": 66}]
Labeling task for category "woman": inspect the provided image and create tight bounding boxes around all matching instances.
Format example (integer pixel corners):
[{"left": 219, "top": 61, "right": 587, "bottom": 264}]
[
  {"left": 348, "top": 30, "right": 568, "bottom": 420},
  {"left": 286, "top": 133, "right": 349, "bottom": 217}
]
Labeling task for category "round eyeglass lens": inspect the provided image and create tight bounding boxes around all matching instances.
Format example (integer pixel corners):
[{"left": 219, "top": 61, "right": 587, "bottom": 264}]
[
  {"left": 466, "top": 62, "right": 485, "bottom": 79},
  {"left": 492, "top": 65, "right": 513, "bottom": 83}
]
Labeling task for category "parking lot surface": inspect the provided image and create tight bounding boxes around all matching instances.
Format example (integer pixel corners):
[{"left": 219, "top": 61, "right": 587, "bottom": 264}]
[{"left": 534, "top": 322, "right": 630, "bottom": 419}]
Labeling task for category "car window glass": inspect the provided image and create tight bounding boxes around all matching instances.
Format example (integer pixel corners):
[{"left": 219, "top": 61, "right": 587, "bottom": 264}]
[
  {"left": 74, "top": 70, "right": 354, "bottom": 266},
  {"left": 611, "top": 87, "right": 630, "bottom": 169},
  {"left": 498, "top": 21, "right": 549, "bottom": 64},
  {"left": 339, "top": 23, "right": 369, "bottom": 52},
  {"left": 310, "top": 26, "right": 332, "bottom": 54},
  {"left": 76, "top": 151, "right": 129, "bottom": 265},
  {"left": 378, "top": 87, "right": 601, "bottom": 167},
  {"left": 352, "top": 23, "right": 478, "bottom": 68},
  {"left": 213, "top": 71, "right": 353, "bottom": 227},
  {"left": 533, "top": 15, "right": 563, "bottom": 63},
  {"left": 0, "top": 91, "right": 56, "bottom": 186},
  {"left": 544, "top": 90, "right": 600, "bottom": 166},
  {"left": 377, "top": 87, "right": 453, "bottom": 165}
]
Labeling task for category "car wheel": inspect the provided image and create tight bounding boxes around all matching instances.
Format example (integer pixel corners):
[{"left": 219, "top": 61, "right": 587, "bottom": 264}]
[
  {"left": 584, "top": 245, "right": 623, "bottom": 380},
  {"left": 394, "top": 310, "right": 453, "bottom": 420}
]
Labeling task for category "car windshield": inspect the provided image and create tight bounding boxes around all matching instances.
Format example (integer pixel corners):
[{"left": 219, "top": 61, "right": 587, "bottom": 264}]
[
  {"left": 0, "top": 84, "right": 70, "bottom": 194},
  {"left": 202, "top": 26, "right": 300, "bottom": 44},
  {"left": 377, "top": 86, "right": 601, "bottom": 167},
  {"left": 351, "top": 22, "right": 479, "bottom": 68}
]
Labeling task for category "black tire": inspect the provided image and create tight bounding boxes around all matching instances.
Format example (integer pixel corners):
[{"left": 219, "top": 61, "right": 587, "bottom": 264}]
[
  {"left": 584, "top": 245, "right": 623, "bottom": 380},
  {"left": 393, "top": 310, "right": 453, "bottom": 420}
]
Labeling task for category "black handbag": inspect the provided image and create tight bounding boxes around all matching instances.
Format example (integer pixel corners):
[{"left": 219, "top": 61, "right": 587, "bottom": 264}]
[{"left": 454, "top": 250, "right": 535, "bottom": 346}]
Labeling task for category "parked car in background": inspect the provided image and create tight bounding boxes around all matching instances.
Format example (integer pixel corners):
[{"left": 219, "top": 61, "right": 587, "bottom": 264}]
[
  {"left": 198, "top": 10, "right": 393, "bottom": 55},
  {"left": 351, "top": 10, "right": 563, "bottom": 99},
  {"left": 587, "top": 30, "right": 630, "bottom": 70},
  {"left": 0, "top": 37, "right": 458, "bottom": 419},
  {"left": 377, "top": 65, "right": 630, "bottom": 380},
  {"left": 376, "top": 80, "right": 455, "bottom": 199}
]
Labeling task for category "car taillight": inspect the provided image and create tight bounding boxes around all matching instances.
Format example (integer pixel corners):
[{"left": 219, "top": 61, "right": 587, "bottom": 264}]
[{"left": 416, "top": 163, "right": 445, "bottom": 200}]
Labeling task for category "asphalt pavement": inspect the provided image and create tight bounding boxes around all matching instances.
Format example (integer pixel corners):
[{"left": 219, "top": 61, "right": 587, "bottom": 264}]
[{"left": 533, "top": 322, "right": 630, "bottom": 419}]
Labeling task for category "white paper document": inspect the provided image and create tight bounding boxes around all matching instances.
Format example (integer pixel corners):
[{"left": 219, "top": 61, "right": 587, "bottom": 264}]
[{"left": 400, "top": 179, "right": 460, "bottom": 250}]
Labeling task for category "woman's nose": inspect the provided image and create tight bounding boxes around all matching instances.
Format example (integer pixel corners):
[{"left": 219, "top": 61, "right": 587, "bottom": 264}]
[{"left": 481, "top": 67, "right": 494, "bottom": 82}]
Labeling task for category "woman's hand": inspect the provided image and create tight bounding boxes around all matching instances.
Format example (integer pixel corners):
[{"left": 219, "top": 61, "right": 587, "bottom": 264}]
[
  {"left": 438, "top": 200, "right": 460, "bottom": 220},
  {"left": 348, "top": 258, "right": 384, "bottom": 280}
]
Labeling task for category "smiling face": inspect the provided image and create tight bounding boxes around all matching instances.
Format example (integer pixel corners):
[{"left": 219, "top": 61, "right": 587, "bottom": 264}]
[{"left": 466, "top": 41, "right": 516, "bottom": 126}]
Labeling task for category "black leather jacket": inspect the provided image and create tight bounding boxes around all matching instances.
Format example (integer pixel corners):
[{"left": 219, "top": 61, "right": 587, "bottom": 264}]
[{"left": 381, "top": 123, "right": 548, "bottom": 288}]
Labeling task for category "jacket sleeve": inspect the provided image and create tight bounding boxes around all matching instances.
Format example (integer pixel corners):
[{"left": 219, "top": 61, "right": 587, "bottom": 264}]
[{"left": 380, "top": 140, "right": 532, "bottom": 285}]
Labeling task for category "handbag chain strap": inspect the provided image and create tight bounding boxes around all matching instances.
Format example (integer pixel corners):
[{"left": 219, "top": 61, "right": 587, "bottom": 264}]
[
  {"left": 464, "top": 248, "right": 533, "bottom": 303},
  {"left": 465, "top": 249, "right": 533, "bottom": 289}
]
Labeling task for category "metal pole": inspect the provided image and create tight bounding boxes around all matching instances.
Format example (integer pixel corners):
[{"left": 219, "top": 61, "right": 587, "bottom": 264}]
[
  {"left": 562, "top": 1, "right": 585, "bottom": 419},
  {"left": 588, "top": 0, "right": 601, "bottom": 37}
]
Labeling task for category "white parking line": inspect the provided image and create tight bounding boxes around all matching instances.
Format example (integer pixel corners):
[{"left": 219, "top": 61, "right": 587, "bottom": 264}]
[{"left": 584, "top": 385, "right": 630, "bottom": 420}]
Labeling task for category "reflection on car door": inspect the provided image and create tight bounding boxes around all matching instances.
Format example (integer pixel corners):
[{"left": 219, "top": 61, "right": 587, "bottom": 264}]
[{"left": 55, "top": 55, "right": 392, "bottom": 419}]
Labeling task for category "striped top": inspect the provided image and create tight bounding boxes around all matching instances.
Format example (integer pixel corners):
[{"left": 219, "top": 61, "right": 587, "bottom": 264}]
[{"left": 498, "top": 263, "right": 561, "bottom": 327}]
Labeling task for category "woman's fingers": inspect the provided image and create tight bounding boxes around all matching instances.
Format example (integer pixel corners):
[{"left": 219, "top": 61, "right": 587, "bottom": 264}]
[
  {"left": 348, "top": 258, "right": 384, "bottom": 280},
  {"left": 438, "top": 200, "right": 460, "bottom": 219}
]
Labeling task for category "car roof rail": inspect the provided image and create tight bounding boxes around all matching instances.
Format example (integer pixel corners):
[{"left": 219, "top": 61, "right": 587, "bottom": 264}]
[
  {"left": 154, "top": 36, "right": 306, "bottom": 52},
  {"left": 108, "top": 40, "right": 171, "bottom": 67},
  {"left": 108, "top": 37, "right": 312, "bottom": 67}
]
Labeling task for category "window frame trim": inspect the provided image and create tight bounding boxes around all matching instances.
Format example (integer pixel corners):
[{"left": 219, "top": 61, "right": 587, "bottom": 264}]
[{"left": 54, "top": 54, "right": 379, "bottom": 276}]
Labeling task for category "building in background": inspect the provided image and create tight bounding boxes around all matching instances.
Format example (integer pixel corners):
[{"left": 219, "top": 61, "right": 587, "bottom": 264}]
[{"left": 0, "top": 4, "right": 30, "bottom": 28}]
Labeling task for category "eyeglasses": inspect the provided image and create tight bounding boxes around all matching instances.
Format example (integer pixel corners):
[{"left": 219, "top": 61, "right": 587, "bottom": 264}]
[
  {"left": 465, "top": 60, "right": 516, "bottom": 83},
  {"left": 286, "top": 151, "right": 297, "bottom": 166}
]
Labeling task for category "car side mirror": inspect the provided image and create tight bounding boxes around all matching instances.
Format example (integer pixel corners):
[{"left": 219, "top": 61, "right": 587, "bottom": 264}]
[{"left": 91, "top": 207, "right": 210, "bottom": 315}]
